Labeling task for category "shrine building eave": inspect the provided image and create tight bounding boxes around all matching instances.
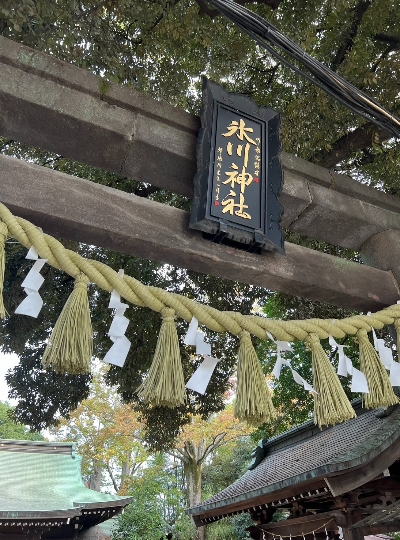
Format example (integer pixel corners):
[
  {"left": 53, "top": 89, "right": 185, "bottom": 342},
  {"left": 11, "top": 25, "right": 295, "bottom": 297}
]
[
  {"left": 0, "top": 440, "right": 133, "bottom": 528},
  {"left": 188, "top": 403, "right": 400, "bottom": 526}
]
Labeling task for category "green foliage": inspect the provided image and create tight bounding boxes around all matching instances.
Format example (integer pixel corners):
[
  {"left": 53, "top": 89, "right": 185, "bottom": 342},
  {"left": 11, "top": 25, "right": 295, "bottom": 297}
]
[
  {"left": 202, "top": 438, "right": 254, "bottom": 539},
  {"left": 0, "top": 401, "right": 43, "bottom": 440},
  {"left": 205, "top": 518, "right": 240, "bottom": 540},
  {"left": 50, "top": 366, "right": 148, "bottom": 491},
  {"left": 1, "top": 227, "right": 266, "bottom": 445},
  {"left": 253, "top": 294, "right": 374, "bottom": 442},
  {"left": 0, "top": 135, "right": 268, "bottom": 443},
  {"left": 202, "top": 437, "right": 253, "bottom": 495},
  {"left": 112, "top": 454, "right": 196, "bottom": 540},
  {"left": 204, "top": 513, "right": 253, "bottom": 540},
  {"left": 231, "top": 513, "right": 254, "bottom": 539},
  {"left": 0, "top": 240, "right": 91, "bottom": 430},
  {"left": 1, "top": 0, "right": 399, "bottom": 183}
]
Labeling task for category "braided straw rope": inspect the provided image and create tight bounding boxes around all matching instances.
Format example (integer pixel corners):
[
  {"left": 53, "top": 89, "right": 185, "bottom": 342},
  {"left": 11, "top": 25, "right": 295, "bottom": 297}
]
[{"left": 1, "top": 201, "right": 400, "bottom": 341}]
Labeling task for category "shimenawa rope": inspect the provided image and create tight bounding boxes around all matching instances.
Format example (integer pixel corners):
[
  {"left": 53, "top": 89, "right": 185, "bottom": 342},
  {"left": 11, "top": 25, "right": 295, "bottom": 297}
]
[{"left": 0, "top": 202, "right": 399, "bottom": 426}]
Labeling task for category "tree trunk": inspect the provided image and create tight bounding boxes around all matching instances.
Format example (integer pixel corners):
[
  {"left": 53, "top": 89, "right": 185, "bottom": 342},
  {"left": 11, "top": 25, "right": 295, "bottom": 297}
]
[
  {"left": 184, "top": 456, "right": 204, "bottom": 540},
  {"left": 88, "top": 462, "right": 102, "bottom": 492},
  {"left": 119, "top": 450, "right": 132, "bottom": 492}
]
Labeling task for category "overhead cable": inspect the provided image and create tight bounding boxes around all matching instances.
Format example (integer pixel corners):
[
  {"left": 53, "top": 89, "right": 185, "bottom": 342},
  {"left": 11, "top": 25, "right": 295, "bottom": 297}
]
[{"left": 207, "top": 0, "right": 400, "bottom": 138}]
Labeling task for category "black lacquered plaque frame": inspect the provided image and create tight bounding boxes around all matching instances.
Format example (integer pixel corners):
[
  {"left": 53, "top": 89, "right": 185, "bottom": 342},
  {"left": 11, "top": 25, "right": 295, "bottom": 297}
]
[{"left": 189, "top": 78, "right": 284, "bottom": 253}]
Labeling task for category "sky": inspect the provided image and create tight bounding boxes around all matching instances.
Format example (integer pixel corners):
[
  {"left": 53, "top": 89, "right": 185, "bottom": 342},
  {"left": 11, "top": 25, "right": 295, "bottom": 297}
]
[
  {"left": 0, "top": 352, "right": 19, "bottom": 404},
  {"left": 0, "top": 352, "right": 53, "bottom": 440}
]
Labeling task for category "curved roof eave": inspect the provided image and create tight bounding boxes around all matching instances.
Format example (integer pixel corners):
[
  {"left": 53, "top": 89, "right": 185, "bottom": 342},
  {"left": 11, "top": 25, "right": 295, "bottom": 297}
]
[{"left": 188, "top": 406, "right": 400, "bottom": 519}]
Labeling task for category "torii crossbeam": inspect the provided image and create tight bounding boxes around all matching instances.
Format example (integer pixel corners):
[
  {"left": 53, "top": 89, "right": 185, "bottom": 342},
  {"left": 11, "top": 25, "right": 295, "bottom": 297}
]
[{"left": 1, "top": 36, "right": 400, "bottom": 310}]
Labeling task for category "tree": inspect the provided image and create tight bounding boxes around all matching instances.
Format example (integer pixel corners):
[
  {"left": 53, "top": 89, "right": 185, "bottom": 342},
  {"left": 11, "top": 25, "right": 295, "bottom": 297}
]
[
  {"left": 165, "top": 405, "right": 250, "bottom": 540},
  {"left": 112, "top": 454, "right": 196, "bottom": 540},
  {"left": 0, "top": 0, "right": 399, "bottom": 446},
  {"left": 1, "top": 240, "right": 92, "bottom": 431},
  {"left": 0, "top": 401, "right": 44, "bottom": 441},
  {"left": 51, "top": 366, "right": 147, "bottom": 492},
  {"left": 202, "top": 437, "right": 254, "bottom": 540},
  {"left": 2, "top": 230, "right": 265, "bottom": 446},
  {"left": 202, "top": 436, "right": 254, "bottom": 496},
  {"left": 1, "top": 0, "right": 398, "bottom": 170}
]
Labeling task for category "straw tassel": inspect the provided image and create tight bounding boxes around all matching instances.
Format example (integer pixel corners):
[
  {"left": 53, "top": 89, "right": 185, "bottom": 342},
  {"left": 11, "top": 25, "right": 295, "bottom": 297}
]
[
  {"left": 0, "top": 222, "right": 7, "bottom": 319},
  {"left": 395, "top": 319, "right": 400, "bottom": 357},
  {"left": 137, "top": 307, "right": 185, "bottom": 407},
  {"left": 234, "top": 330, "right": 276, "bottom": 426},
  {"left": 305, "top": 333, "right": 355, "bottom": 428},
  {"left": 42, "top": 273, "right": 92, "bottom": 374},
  {"left": 357, "top": 329, "right": 398, "bottom": 409}
]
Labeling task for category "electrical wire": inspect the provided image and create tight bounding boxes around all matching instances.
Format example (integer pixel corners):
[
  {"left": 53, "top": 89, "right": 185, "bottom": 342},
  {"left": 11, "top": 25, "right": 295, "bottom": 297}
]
[{"left": 206, "top": 0, "right": 400, "bottom": 138}]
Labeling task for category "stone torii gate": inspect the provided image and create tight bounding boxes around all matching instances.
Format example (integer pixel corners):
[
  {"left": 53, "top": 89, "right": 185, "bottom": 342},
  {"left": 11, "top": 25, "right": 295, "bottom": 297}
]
[{"left": 1, "top": 35, "right": 400, "bottom": 311}]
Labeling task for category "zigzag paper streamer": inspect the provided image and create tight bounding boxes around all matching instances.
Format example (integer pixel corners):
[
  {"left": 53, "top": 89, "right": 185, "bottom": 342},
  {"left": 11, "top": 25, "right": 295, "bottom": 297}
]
[
  {"left": 184, "top": 317, "right": 212, "bottom": 356},
  {"left": 184, "top": 316, "right": 218, "bottom": 394},
  {"left": 15, "top": 246, "right": 47, "bottom": 318},
  {"left": 186, "top": 356, "right": 220, "bottom": 394},
  {"left": 103, "top": 270, "right": 131, "bottom": 368},
  {"left": 268, "top": 332, "right": 316, "bottom": 394},
  {"left": 329, "top": 335, "right": 369, "bottom": 393},
  {"left": 369, "top": 312, "right": 399, "bottom": 385}
]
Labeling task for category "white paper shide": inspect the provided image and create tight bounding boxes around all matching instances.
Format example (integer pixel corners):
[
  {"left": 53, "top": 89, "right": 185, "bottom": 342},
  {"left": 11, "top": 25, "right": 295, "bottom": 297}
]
[
  {"left": 184, "top": 316, "right": 218, "bottom": 395},
  {"left": 269, "top": 331, "right": 316, "bottom": 394},
  {"left": 15, "top": 246, "right": 47, "bottom": 318},
  {"left": 103, "top": 270, "right": 131, "bottom": 368}
]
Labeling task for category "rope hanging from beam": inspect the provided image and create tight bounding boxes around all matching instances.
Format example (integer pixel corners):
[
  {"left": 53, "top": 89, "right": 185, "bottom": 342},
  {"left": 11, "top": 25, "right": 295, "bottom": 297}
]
[{"left": 0, "top": 201, "right": 399, "bottom": 427}]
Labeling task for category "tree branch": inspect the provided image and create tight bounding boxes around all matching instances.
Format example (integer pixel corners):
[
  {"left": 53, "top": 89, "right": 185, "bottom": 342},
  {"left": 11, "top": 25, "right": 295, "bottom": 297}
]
[
  {"left": 198, "top": 432, "right": 227, "bottom": 464},
  {"left": 0, "top": 19, "right": 8, "bottom": 34},
  {"left": 196, "top": 0, "right": 219, "bottom": 19},
  {"left": 150, "top": 0, "right": 182, "bottom": 31},
  {"left": 130, "top": 461, "right": 143, "bottom": 476},
  {"left": 331, "top": 0, "right": 372, "bottom": 70},
  {"left": 165, "top": 447, "right": 188, "bottom": 462},
  {"left": 112, "top": 28, "right": 143, "bottom": 47},
  {"left": 247, "top": 63, "right": 280, "bottom": 88},
  {"left": 106, "top": 462, "right": 119, "bottom": 493},
  {"left": 372, "top": 34, "right": 400, "bottom": 72},
  {"left": 184, "top": 441, "right": 198, "bottom": 461},
  {"left": 313, "top": 122, "right": 392, "bottom": 168},
  {"left": 197, "top": 430, "right": 250, "bottom": 465}
]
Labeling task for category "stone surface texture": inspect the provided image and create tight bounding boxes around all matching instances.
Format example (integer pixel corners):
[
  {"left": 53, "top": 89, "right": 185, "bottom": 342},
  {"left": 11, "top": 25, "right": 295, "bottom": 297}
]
[
  {"left": 2, "top": 36, "right": 400, "bottom": 307},
  {"left": 0, "top": 154, "right": 398, "bottom": 310}
]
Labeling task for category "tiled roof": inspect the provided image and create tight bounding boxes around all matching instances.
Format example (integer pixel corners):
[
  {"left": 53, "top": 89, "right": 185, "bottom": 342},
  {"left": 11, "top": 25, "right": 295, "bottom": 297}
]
[
  {"left": 0, "top": 439, "right": 132, "bottom": 515},
  {"left": 188, "top": 405, "right": 400, "bottom": 519}
]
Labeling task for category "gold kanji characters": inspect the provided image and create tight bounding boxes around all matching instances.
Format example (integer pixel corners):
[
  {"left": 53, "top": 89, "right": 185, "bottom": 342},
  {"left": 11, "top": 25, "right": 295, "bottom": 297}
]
[
  {"left": 215, "top": 118, "right": 261, "bottom": 220},
  {"left": 222, "top": 119, "right": 256, "bottom": 145},
  {"left": 223, "top": 163, "right": 253, "bottom": 193},
  {"left": 222, "top": 191, "right": 251, "bottom": 219}
]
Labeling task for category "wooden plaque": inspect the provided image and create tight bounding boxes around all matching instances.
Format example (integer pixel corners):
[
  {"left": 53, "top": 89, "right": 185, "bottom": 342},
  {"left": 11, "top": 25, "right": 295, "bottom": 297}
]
[{"left": 190, "top": 78, "right": 284, "bottom": 253}]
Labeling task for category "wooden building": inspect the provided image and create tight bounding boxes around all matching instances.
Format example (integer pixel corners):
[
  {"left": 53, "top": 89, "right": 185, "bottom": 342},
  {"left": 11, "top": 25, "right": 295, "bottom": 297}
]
[
  {"left": 0, "top": 439, "right": 132, "bottom": 540},
  {"left": 188, "top": 400, "right": 400, "bottom": 540}
]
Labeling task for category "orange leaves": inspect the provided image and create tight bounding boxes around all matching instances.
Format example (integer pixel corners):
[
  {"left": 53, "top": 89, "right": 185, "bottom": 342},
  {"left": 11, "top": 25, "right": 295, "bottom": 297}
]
[
  {"left": 51, "top": 364, "right": 147, "bottom": 490},
  {"left": 176, "top": 404, "right": 251, "bottom": 452}
]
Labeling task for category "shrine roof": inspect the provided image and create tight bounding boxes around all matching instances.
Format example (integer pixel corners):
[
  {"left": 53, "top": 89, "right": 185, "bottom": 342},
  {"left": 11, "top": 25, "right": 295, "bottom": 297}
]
[
  {"left": 188, "top": 403, "right": 400, "bottom": 523},
  {"left": 0, "top": 439, "right": 132, "bottom": 517}
]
